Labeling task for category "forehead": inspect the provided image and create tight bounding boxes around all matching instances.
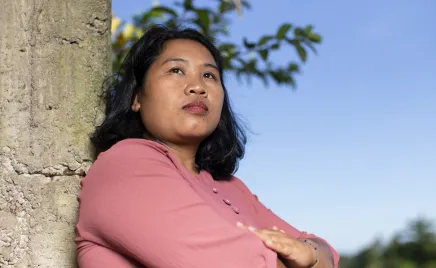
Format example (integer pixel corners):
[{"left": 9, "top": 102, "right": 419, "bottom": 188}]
[{"left": 159, "top": 39, "right": 216, "bottom": 64}]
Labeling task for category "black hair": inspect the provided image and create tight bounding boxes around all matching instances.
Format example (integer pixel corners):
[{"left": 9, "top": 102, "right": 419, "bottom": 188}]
[{"left": 91, "top": 25, "right": 247, "bottom": 180}]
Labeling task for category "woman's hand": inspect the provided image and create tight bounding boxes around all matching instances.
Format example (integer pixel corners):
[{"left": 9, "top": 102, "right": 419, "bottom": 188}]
[{"left": 237, "top": 222, "right": 317, "bottom": 268}]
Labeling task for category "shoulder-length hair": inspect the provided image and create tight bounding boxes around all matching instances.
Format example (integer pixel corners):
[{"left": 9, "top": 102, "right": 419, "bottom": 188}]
[{"left": 91, "top": 25, "right": 247, "bottom": 180}]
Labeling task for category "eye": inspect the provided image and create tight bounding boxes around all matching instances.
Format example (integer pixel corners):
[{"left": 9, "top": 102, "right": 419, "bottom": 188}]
[
  {"left": 169, "top": 67, "right": 183, "bottom": 74},
  {"left": 203, "top": 72, "right": 217, "bottom": 80}
]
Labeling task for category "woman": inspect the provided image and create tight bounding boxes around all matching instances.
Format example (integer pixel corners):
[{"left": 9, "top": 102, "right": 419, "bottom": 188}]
[{"left": 75, "top": 25, "right": 339, "bottom": 268}]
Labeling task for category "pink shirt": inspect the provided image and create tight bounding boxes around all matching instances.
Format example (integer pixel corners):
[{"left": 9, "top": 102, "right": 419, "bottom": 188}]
[{"left": 75, "top": 139, "right": 339, "bottom": 267}]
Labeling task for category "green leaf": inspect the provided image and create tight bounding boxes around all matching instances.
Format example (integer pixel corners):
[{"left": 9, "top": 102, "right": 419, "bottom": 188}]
[
  {"left": 305, "top": 25, "right": 314, "bottom": 34},
  {"left": 258, "top": 35, "right": 274, "bottom": 46},
  {"left": 183, "top": 0, "right": 193, "bottom": 10},
  {"left": 152, "top": 6, "right": 177, "bottom": 17},
  {"left": 222, "top": 56, "right": 234, "bottom": 70},
  {"left": 219, "top": 1, "right": 233, "bottom": 13},
  {"left": 288, "top": 63, "right": 299, "bottom": 72},
  {"left": 270, "top": 43, "right": 280, "bottom": 50},
  {"left": 295, "top": 43, "right": 307, "bottom": 62},
  {"left": 195, "top": 9, "right": 211, "bottom": 32},
  {"left": 268, "top": 70, "right": 281, "bottom": 83},
  {"left": 218, "top": 43, "right": 236, "bottom": 52},
  {"left": 307, "top": 33, "right": 322, "bottom": 43},
  {"left": 293, "top": 27, "right": 305, "bottom": 37},
  {"left": 149, "top": 10, "right": 165, "bottom": 18},
  {"left": 258, "top": 49, "right": 269, "bottom": 61},
  {"left": 246, "top": 59, "right": 257, "bottom": 71},
  {"left": 166, "top": 18, "right": 178, "bottom": 29},
  {"left": 243, "top": 37, "right": 256, "bottom": 49},
  {"left": 218, "top": 43, "right": 237, "bottom": 59},
  {"left": 285, "top": 37, "right": 298, "bottom": 46},
  {"left": 276, "top": 23, "right": 292, "bottom": 39},
  {"left": 134, "top": 9, "right": 165, "bottom": 25}
]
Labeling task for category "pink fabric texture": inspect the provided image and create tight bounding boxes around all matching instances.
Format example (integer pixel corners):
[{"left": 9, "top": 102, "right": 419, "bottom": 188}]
[{"left": 75, "top": 139, "right": 339, "bottom": 267}]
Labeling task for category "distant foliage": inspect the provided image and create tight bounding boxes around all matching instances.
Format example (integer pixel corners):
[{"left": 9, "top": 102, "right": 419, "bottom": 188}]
[
  {"left": 340, "top": 218, "right": 436, "bottom": 268},
  {"left": 111, "top": 0, "right": 322, "bottom": 88}
]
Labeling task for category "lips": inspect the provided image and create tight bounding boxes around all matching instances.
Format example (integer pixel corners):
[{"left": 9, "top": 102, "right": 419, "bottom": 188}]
[{"left": 182, "top": 100, "right": 209, "bottom": 114}]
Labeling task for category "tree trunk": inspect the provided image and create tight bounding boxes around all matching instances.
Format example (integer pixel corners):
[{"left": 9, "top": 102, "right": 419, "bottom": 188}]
[{"left": 0, "top": 0, "right": 111, "bottom": 267}]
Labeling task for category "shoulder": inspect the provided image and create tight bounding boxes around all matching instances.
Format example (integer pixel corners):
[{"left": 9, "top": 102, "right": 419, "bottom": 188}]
[
  {"left": 226, "top": 175, "right": 252, "bottom": 195},
  {"left": 96, "top": 138, "right": 172, "bottom": 167},
  {"left": 84, "top": 139, "right": 176, "bottom": 184},
  {"left": 226, "top": 176, "right": 264, "bottom": 203}
]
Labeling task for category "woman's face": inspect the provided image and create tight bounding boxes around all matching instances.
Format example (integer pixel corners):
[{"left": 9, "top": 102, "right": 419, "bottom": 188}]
[{"left": 132, "top": 39, "right": 224, "bottom": 146}]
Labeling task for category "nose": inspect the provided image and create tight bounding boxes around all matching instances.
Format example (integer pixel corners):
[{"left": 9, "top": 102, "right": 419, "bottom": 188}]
[
  {"left": 184, "top": 83, "right": 208, "bottom": 97},
  {"left": 184, "top": 74, "right": 208, "bottom": 97}
]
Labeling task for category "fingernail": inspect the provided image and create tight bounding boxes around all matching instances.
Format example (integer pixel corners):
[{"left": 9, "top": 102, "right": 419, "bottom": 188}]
[
  {"left": 248, "top": 226, "right": 256, "bottom": 232},
  {"left": 266, "top": 239, "right": 273, "bottom": 245}
]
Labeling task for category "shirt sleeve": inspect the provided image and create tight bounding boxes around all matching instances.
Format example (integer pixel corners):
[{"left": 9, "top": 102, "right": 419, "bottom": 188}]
[
  {"left": 75, "top": 141, "right": 277, "bottom": 268},
  {"left": 232, "top": 177, "right": 340, "bottom": 268}
]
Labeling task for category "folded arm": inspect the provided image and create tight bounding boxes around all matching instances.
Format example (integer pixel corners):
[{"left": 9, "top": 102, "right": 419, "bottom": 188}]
[{"left": 233, "top": 178, "right": 339, "bottom": 268}]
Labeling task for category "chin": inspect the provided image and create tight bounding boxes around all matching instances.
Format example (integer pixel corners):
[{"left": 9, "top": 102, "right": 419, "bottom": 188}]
[
  {"left": 181, "top": 129, "right": 212, "bottom": 140},
  {"left": 185, "top": 118, "right": 214, "bottom": 131},
  {"left": 177, "top": 118, "right": 217, "bottom": 140},
  {"left": 178, "top": 128, "right": 215, "bottom": 143}
]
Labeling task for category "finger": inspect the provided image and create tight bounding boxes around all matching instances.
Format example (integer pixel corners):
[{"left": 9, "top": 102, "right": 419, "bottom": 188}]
[
  {"left": 256, "top": 229, "right": 288, "bottom": 239},
  {"left": 254, "top": 231, "right": 301, "bottom": 257},
  {"left": 237, "top": 223, "right": 291, "bottom": 246},
  {"left": 236, "top": 221, "right": 251, "bottom": 229},
  {"left": 242, "top": 227, "right": 290, "bottom": 246},
  {"left": 236, "top": 222, "right": 260, "bottom": 235},
  {"left": 251, "top": 229, "right": 272, "bottom": 242},
  {"left": 237, "top": 222, "right": 279, "bottom": 235},
  {"left": 236, "top": 221, "right": 245, "bottom": 228},
  {"left": 260, "top": 237, "right": 296, "bottom": 258},
  {"left": 238, "top": 223, "right": 286, "bottom": 236},
  {"left": 253, "top": 229, "right": 292, "bottom": 246}
]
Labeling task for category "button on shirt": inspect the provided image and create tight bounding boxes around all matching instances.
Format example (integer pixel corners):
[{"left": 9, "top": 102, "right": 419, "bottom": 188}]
[{"left": 75, "top": 139, "right": 339, "bottom": 268}]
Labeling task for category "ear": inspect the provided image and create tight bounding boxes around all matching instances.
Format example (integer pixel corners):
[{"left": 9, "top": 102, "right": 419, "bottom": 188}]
[{"left": 131, "top": 93, "right": 141, "bottom": 112}]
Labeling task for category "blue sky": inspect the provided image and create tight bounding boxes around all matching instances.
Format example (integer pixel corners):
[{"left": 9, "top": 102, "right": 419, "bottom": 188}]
[{"left": 113, "top": 0, "right": 436, "bottom": 254}]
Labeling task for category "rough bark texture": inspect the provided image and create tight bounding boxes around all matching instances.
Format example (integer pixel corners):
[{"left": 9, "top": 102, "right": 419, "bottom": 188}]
[{"left": 0, "top": 0, "right": 111, "bottom": 267}]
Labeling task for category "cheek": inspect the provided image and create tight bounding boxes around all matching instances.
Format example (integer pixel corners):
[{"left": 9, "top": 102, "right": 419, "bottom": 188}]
[
  {"left": 211, "top": 93, "right": 225, "bottom": 124},
  {"left": 216, "top": 92, "right": 225, "bottom": 114},
  {"left": 145, "top": 82, "right": 181, "bottom": 110}
]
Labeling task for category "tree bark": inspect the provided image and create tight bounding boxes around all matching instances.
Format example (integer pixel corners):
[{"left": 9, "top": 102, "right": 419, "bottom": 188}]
[{"left": 0, "top": 0, "right": 111, "bottom": 267}]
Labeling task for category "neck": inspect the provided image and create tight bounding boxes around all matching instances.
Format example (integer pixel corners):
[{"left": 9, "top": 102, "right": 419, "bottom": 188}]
[{"left": 159, "top": 141, "right": 199, "bottom": 175}]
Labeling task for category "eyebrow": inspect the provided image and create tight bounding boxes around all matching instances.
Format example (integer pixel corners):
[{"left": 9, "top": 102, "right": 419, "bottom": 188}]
[{"left": 162, "top": 57, "right": 218, "bottom": 71}]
